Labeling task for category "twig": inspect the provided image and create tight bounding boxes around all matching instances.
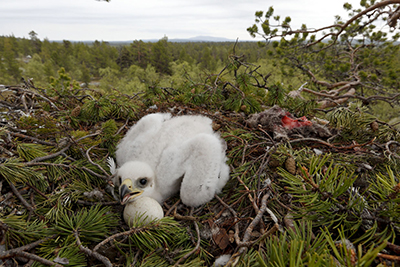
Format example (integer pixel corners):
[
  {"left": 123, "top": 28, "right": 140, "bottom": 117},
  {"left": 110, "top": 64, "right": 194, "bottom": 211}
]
[
  {"left": 246, "top": 223, "right": 279, "bottom": 247},
  {"left": 75, "top": 131, "right": 102, "bottom": 142},
  {"left": 26, "top": 144, "right": 71, "bottom": 163},
  {"left": 115, "top": 117, "right": 130, "bottom": 136},
  {"left": 165, "top": 199, "right": 181, "bottom": 216},
  {"left": 290, "top": 137, "right": 376, "bottom": 150},
  {"left": 173, "top": 220, "right": 201, "bottom": 266},
  {"left": 0, "top": 235, "right": 62, "bottom": 266},
  {"left": 85, "top": 144, "right": 110, "bottom": 177},
  {"left": 27, "top": 183, "right": 49, "bottom": 200},
  {"left": 385, "top": 140, "right": 400, "bottom": 159},
  {"left": 14, "top": 251, "right": 63, "bottom": 267},
  {"left": 239, "top": 193, "right": 271, "bottom": 247},
  {"left": 257, "top": 125, "right": 276, "bottom": 147},
  {"left": 0, "top": 235, "right": 56, "bottom": 259},
  {"left": 93, "top": 227, "right": 145, "bottom": 252},
  {"left": 173, "top": 212, "right": 199, "bottom": 222},
  {"left": 0, "top": 145, "right": 14, "bottom": 157},
  {"left": 377, "top": 253, "right": 400, "bottom": 261},
  {"left": 236, "top": 173, "right": 259, "bottom": 213},
  {"left": 17, "top": 86, "right": 60, "bottom": 111},
  {"left": 24, "top": 162, "right": 110, "bottom": 180},
  {"left": 222, "top": 193, "right": 276, "bottom": 267},
  {"left": 21, "top": 93, "right": 29, "bottom": 114},
  {"left": 386, "top": 242, "right": 400, "bottom": 254},
  {"left": 76, "top": 199, "right": 119, "bottom": 206},
  {"left": 131, "top": 250, "right": 142, "bottom": 267},
  {"left": 225, "top": 225, "right": 279, "bottom": 267},
  {"left": 215, "top": 195, "right": 241, "bottom": 245},
  {"left": 8, "top": 181, "right": 35, "bottom": 213},
  {"left": 74, "top": 231, "right": 112, "bottom": 267},
  {"left": 8, "top": 131, "right": 57, "bottom": 146}
]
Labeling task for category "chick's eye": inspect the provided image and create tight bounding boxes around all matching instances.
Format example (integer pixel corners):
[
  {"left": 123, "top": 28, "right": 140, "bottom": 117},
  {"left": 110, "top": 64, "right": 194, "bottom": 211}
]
[{"left": 139, "top": 178, "right": 147, "bottom": 186}]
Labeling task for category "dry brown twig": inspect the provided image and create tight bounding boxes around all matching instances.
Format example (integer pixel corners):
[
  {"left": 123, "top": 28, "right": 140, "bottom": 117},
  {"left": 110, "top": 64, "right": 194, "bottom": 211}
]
[
  {"left": 93, "top": 227, "right": 144, "bottom": 252},
  {"left": 0, "top": 235, "right": 60, "bottom": 267},
  {"left": 384, "top": 140, "right": 400, "bottom": 159},
  {"left": 85, "top": 144, "right": 110, "bottom": 177},
  {"left": 221, "top": 192, "right": 278, "bottom": 267},
  {"left": 173, "top": 208, "right": 201, "bottom": 266},
  {"left": 8, "top": 182, "right": 35, "bottom": 214},
  {"left": 7, "top": 131, "right": 57, "bottom": 147},
  {"left": 26, "top": 143, "right": 71, "bottom": 164},
  {"left": 290, "top": 137, "right": 376, "bottom": 151},
  {"left": 74, "top": 231, "right": 112, "bottom": 267}
]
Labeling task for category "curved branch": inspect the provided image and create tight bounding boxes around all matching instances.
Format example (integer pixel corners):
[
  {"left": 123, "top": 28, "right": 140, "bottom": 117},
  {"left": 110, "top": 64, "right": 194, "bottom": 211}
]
[
  {"left": 173, "top": 221, "right": 201, "bottom": 266},
  {"left": 255, "top": 0, "right": 400, "bottom": 48},
  {"left": 74, "top": 231, "right": 112, "bottom": 267}
]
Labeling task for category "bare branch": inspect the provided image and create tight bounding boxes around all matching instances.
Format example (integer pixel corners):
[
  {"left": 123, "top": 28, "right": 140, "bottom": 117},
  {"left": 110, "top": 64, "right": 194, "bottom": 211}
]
[{"left": 74, "top": 231, "right": 112, "bottom": 267}]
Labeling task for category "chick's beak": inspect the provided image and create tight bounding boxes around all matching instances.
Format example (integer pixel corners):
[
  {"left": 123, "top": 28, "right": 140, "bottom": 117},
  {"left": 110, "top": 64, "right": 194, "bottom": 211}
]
[{"left": 119, "top": 179, "right": 143, "bottom": 205}]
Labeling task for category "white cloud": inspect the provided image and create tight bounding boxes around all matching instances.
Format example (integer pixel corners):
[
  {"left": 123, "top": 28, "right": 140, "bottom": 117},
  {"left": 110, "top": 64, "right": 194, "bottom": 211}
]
[{"left": 0, "top": 0, "right": 364, "bottom": 41}]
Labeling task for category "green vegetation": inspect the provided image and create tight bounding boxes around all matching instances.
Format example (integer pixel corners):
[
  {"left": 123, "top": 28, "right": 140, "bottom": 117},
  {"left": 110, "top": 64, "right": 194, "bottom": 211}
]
[{"left": 1, "top": 0, "right": 400, "bottom": 266}]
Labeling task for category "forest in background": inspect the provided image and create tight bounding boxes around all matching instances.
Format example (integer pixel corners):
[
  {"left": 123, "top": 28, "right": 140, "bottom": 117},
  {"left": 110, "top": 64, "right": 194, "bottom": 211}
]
[
  {"left": 0, "top": 34, "right": 271, "bottom": 92},
  {"left": 2, "top": 28, "right": 400, "bottom": 124}
]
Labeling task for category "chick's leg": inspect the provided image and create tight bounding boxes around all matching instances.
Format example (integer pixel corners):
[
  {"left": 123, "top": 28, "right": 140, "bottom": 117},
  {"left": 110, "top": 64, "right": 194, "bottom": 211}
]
[{"left": 180, "top": 134, "right": 225, "bottom": 206}]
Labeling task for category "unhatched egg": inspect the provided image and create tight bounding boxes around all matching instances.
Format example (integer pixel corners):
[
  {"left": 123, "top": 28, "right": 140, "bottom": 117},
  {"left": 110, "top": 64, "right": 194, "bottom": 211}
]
[{"left": 123, "top": 197, "right": 164, "bottom": 226}]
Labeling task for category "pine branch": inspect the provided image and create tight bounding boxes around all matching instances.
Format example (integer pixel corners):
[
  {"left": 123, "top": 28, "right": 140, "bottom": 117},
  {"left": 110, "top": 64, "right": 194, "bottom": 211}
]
[{"left": 24, "top": 161, "right": 109, "bottom": 180}]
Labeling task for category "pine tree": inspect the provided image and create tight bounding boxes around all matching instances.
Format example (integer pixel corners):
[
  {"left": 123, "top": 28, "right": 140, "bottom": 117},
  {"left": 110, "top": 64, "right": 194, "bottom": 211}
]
[{"left": 151, "top": 36, "right": 172, "bottom": 75}]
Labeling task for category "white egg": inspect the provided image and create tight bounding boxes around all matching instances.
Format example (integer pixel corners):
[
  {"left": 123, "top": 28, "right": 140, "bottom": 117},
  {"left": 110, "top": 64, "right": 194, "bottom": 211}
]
[{"left": 123, "top": 197, "right": 164, "bottom": 226}]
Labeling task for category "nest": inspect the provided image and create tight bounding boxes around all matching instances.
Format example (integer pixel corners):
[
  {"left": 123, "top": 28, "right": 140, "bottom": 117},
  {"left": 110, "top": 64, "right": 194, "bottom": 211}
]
[{"left": 1, "top": 84, "right": 400, "bottom": 266}]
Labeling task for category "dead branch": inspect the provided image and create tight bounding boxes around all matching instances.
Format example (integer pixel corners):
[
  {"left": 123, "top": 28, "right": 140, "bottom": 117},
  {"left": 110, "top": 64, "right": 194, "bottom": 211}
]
[
  {"left": 8, "top": 181, "right": 35, "bottom": 213},
  {"left": 0, "top": 235, "right": 55, "bottom": 259},
  {"left": 0, "top": 235, "right": 61, "bottom": 267},
  {"left": 26, "top": 143, "right": 71, "bottom": 164},
  {"left": 85, "top": 144, "right": 110, "bottom": 177},
  {"left": 384, "top": 140, "right": 400, "bottom": 159},
  {"left": 13, "top": 251, "right": 63, "bottom": 267},
  {"left": 173, "top": 220, "right": 201, "bottom": 266},
  {"left": 7, "top": 131, "right": 57, "bottom": 147},
  {"left": 290, "top": 137, "right": 376, "bottom": 150},
  {"left": 239, "top": 193, "right": 271, "bottom": 247},
  {"left": 316, "top": 88, "right": 356, "bottom": 109},
  {"left": 93, "top": 227, "right": 144, "bottom": 252},
  {"left": 76, "top": 199, "right": 119, "bottom": 206},
  {"left": 74, "top": 231, "right": 112, "bottom": 267}
]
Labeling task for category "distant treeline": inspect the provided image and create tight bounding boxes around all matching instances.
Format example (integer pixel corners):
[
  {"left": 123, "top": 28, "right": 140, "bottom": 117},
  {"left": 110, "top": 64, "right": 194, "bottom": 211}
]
[{"left": 0, "top": 34, "right": 269, "bottom": 89}]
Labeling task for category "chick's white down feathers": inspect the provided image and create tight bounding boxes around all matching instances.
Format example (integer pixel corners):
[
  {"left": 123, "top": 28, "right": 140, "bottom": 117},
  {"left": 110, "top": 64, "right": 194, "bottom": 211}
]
[{"left": 114, "top": 113, "right": 230, "bottom": 207}]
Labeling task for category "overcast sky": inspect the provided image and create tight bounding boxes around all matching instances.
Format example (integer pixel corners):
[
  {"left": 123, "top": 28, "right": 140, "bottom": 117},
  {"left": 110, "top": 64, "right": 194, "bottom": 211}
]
[{"left": 1, "top": 0, "right": 363, "bottom": 42}]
